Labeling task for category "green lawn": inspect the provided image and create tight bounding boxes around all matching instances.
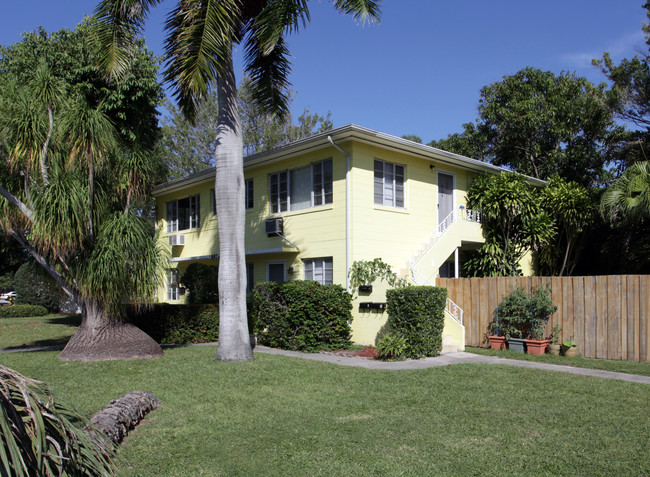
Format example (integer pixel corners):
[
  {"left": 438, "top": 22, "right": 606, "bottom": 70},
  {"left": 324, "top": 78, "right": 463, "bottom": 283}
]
[
  {"left": 0, "top": 314, "right": 80, "bottom": 349},
  {"left": 466, "top": 346, "right": 650, "bottom": 377},
  {"left": 1, "top": 346, "right": 648, "bottom": 476}
]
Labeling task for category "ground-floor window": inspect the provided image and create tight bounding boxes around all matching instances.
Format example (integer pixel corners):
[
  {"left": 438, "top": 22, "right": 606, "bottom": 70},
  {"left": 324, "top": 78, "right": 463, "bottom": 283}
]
[
  {"left": 267, "top": 262, "right": 285, "bottom": 282},
  {"left": 303, "top": 257, "right": 333, "bottom": 285},
  {"left": 246, "top": 263, "right": 254, "bottom": 292},
  {"left": 167, "top": 269, "right": 180, "bottom": 301}
]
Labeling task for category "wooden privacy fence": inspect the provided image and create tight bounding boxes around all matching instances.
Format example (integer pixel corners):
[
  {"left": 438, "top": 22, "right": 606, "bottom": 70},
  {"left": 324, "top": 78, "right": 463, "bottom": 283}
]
[{"left": 437, "top": 276, "right": 649, "bottom": 363}]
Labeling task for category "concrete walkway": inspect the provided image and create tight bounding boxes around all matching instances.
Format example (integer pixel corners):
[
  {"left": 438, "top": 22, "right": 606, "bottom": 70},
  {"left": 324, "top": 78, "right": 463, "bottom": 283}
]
[
  {"left": 254, "top": 345, "right": 650, "bottom": 384},
  {"left": 2, "top": 343, "right": 648, "bottom": 385}
]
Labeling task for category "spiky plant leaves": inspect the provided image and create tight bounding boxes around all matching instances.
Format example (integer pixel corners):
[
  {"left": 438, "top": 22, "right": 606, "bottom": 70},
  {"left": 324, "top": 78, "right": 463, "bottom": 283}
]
[{"left": 0, "top": 365, "right": 116, "bottom": 476}]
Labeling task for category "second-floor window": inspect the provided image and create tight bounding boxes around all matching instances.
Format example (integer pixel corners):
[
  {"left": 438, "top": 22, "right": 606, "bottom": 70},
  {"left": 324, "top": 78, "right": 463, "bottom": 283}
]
[
  {"left": 374, "top": 159, "right": 405, "bottom": 207},
  {"left": 167, "top": 194, "right": 200, "bottom": 232},
  {"left": 269, "top": 159, "right": 332, "bottom": 214},
  {"left": 211, "top": 180, "right": 253, "bottom": 215}
]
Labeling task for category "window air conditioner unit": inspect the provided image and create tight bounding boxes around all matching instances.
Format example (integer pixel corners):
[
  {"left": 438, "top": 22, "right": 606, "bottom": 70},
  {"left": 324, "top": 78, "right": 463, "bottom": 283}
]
[
  {"left": 265, "top": 217, "right": 283, "bottom": 237},
  {"left": 168, "top": 234, "right": 186, "bottom": 246}
]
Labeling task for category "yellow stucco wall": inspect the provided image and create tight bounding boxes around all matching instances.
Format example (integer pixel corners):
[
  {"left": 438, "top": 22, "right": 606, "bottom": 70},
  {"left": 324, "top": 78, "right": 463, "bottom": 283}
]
[{"left": 153, "top": 132, "right": 542, "bottom": 347}]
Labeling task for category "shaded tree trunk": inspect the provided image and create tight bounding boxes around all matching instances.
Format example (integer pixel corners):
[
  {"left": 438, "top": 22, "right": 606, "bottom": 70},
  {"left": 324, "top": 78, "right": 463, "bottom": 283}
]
[
  {"left": 59, "top": 298, "right": 163, "bottom": 362},
  {"left": 214, "top": 51, "right": 254, "bottom": 362}
]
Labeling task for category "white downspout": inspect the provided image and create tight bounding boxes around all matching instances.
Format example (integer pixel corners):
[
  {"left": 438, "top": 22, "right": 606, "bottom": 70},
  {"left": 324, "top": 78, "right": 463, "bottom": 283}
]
[{"left": 328, "top": 136, "right": 351, "bottom": 292}]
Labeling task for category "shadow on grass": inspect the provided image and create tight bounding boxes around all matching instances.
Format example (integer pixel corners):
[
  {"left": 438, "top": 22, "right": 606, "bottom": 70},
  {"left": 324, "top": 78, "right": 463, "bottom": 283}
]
[
  {"left": 1, "top": 337, "right": 69, "bottom": 352},
  {"left": 45, "top": 314, "right": 82, "bottom": 327}
]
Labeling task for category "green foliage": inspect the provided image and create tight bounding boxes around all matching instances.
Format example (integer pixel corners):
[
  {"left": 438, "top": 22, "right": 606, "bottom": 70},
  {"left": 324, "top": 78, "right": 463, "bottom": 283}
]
[
  {"left": 495, "top": 286, "right": 557, "bottom": 339},
  {"left": 563, "top": 339, "right": 577, "bottom": 348},
  {"left": 0, "top": 364, "right": 116, "bottom": 476},
  {"left": 428, "top": 122, "right": 488, "bottom": 159},
  {"left": 128, "top": 304, "right": 223, "bottom": 345},
  {"left": 348, "top": 258, "right": 408, "bottom": 292},
  {"left": 375, "top": 333, "right": 407, "bottom": 361},
  {"left": 601, "top": 161, "right": 650, "bottom": 224},
  {"left": 181, "top": 263, "right": 219, "bottom": 305},
  {"left": 539, "top": 176, "right": 597, "bottom": 276},
  {"left": 386, "top": 287, "right": 447, "bottom": 358},
  {"left": 465, "top": 172, "right": 554, "bottom": 277},
  {"left": 250, "top": 281, "right": 353, "bottom": 352},
  {"left": 0, "top": 304, "right": 49, "bottom": 318},
  {"left": 13, "top": 262, "right": 65, "bottom": 312},
  {"left": 549, "top": 324, "right": 562, "bottom": 345}
]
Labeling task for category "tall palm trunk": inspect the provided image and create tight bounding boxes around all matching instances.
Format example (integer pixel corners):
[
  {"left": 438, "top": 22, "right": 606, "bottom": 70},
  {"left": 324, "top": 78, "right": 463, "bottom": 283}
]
[{"left": 214, "top": 52, "right": 253, "bottom": 362}]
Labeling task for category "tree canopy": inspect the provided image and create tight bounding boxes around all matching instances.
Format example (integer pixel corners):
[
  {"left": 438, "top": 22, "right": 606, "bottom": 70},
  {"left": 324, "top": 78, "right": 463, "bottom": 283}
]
[{"left": 0, "top": 20, "right": 165, "bottom": 361}]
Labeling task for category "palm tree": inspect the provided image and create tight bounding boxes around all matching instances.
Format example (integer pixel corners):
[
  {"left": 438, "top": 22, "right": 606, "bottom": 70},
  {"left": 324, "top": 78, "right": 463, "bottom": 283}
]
[
  {"left": 0, "top": 22, "right": 165, "bottom": 361},
  {"left": 601, "top": 161, "right": 650, "bottom": 224},
  {"left": 94, "top": 0, "right": 381, "bottom": 362}
]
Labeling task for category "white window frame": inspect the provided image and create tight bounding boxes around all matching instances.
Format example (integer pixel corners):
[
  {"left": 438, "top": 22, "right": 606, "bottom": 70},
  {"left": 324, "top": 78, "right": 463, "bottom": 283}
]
[
  {"left": 374, "top": 159, "right": 405, "bottom": 208},
  {"left": 269, "top": 159, "right": 333, "bottom": 214},
  {"left": 166, "top": 194, "right": 200, "bottom": 232},
  {"left": 303, "top": 257, "right": 333, "bottom": 285},
  {"left": 167, "top": 269, "right": 180, "bottom": 301}
]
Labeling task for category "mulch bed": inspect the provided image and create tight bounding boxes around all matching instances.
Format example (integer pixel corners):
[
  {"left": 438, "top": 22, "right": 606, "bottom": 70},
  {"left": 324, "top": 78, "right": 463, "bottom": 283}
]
[{"left": 320, "top": 346, "right": 378, "bottom": 359}]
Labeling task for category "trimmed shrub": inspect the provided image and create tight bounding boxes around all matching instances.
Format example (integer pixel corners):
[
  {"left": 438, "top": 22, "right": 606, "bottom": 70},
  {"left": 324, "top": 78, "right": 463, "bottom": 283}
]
[
  {"left": 129, "top": 304, "right": 219, "bottom": 344},
  {"left": 386, "top": 286, "right": 447, "bottom": 358},
  {"left": 0, "top": 304, "right": 49, "bottom": 318},
  {"left": 181, "top": 263, "right": 219, "bottom": 305},
  {"left": 250, "top": 281, "right": 353, "bottom": 352},
  {"left": 14, "top": 262, "right": 65, "bottom": 312}
]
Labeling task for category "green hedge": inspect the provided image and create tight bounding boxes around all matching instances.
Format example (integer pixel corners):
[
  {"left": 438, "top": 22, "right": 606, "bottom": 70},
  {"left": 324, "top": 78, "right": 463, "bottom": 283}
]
[
  {"left": 128, "top": 303, "right": 256, "bottom": 345},
  {"left": 250, "top": 281, "right": 353, "bottom": 352},
  {"left": 0, "top": 304, "right": 49, "bottom": 318},
  {"left": 386, "top": 286, "right": 447, "bottom": 358}
]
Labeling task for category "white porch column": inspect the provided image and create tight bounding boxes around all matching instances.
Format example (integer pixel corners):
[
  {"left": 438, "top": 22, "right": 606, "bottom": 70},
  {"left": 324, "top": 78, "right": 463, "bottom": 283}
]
[{"left": 454, "top": 247, "right": 459, "bottom": 278}]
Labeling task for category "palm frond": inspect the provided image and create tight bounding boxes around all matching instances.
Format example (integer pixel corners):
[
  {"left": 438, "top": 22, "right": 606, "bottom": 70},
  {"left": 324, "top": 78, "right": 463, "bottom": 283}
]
[
  {"left": 163, "top": 0, "right": 241, "bottom": 121},
  {"left": 252, "top": 0, "right": 310, "bottom": 55},
  {"left": 601, "top": 161, "right": 650, "bottom": 223},
  {"left": 332, "top": 0, "right": 382, "bottom": 25},
  {"left": 243, "top": 34, "right": 292, "bottom": 120},
  {"left": 93, "top": 0, "right": 163, "bottom": 79}
]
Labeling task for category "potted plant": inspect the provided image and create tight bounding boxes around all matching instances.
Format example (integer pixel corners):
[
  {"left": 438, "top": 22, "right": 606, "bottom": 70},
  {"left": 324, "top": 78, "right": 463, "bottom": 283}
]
[
  {"left": 523, "top": 287, "right": 557, "bottom": 355},
  {"left": 562, "top": 337, "right": 578, "bottom": 357},
  {"left": 487, "top": 311, "right": 507, "bottom": 350},
  {"left": 496, "top": 287, "right": 530, "bottom": 353},
  {"left": 547, "top": 324, "right": 562, "bottom": 355}
]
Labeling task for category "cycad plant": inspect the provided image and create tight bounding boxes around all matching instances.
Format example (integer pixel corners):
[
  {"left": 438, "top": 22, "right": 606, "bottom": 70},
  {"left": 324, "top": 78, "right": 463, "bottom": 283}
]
[{"left": 0, "top": 365, "right": 116, "bottom": 476}]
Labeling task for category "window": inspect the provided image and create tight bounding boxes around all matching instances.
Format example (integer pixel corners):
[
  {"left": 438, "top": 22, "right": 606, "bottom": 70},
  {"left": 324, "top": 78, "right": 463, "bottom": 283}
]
[
  {"left": 246, "top": 263, "right": 254, "bottom": 293},
  {"left": 267, "top": 262, "right": 285, "bottom": 282},
  {"left": 374, "top": 159, "right": 405, "bottom": 207},
  {"left": 210, "top": 189, "right": 216, "bottom": 216},
  {"left": 245, "top": 179, "right": 254, "bottom": 210},
  {"left": 269, "top": 159, "right": 332, "bottom": 213},
  {"left": 167, "top": 269, "right": 180, "bottom": 301},
  {"left": 303, "top": 258, "right": 333, "bottom": 285},
  {"left": 167, "top": 194, "right": 200, "bottom": 232}
]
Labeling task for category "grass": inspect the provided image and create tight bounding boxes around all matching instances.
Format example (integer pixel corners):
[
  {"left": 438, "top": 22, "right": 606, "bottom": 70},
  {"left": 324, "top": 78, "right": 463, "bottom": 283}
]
[
  {"left": 1, "top": 345, "right": 648, "bottom": 476},
  {"left": 0, "top": 314, "right": 80, "bottom": 349},
  {"left": 466, "top": 346, "right": 650, "bottom": 377}
]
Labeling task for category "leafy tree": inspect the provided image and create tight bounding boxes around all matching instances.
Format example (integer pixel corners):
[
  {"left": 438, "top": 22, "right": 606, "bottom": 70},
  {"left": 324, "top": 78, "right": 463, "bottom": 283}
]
[
  {"left": 428, "top": 122, "right": 487, "bottom": 159},
  {"left": 601, "top": 161, "right": 650, "bottom": 223},
  {"left": 401, "top": 134, "right": 422, "bottom": 144},
  {"left": 181, "top": 263, "right": 219, "bottom": 304},
  {"left": 464, "top": 172, "right": 554, "bottom": 277},
  {"left": 538, "top": 176, "right": 597, "bottom": 276},
  {"left": 95, "top": 0, "right": 381, "bottom": 362},
  {"left": 0, "top": 22, "right": 165, "bottom": 361},
  {"left": 431, "top": 68, "right": 620, "bottom": 186},
  {"left": 14, "top": 261, "right": 66, "bottom": 312}
]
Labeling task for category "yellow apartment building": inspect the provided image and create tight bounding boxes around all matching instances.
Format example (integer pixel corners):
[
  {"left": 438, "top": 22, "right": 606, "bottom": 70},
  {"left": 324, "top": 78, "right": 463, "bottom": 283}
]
[{"left": 153, "top": 124, "right": 542, "bottom": 351}]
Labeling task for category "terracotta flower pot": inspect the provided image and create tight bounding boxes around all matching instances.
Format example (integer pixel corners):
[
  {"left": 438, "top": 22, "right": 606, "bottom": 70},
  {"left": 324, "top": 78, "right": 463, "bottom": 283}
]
[
  {"left": 524, "top": 339, "right": 550, "bottom": 355},
  {"left": 488, "top": 335, "right": 507, "bottom": 350}
]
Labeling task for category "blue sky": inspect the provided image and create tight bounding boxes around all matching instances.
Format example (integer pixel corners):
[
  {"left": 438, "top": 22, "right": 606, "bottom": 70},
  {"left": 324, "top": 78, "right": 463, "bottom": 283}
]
[{"left": 0, "top": 1, "right": 646, "bottom": 143}]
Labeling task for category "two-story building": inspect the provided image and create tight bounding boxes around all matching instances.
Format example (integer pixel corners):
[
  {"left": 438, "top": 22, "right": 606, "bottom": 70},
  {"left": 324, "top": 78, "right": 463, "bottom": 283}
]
[{"left": 153, "top": 124, "right": 542, "bottom": 351}]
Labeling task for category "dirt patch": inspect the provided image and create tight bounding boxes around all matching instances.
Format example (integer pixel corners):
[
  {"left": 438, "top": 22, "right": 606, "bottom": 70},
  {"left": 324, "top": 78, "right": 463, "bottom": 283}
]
[{"left": 320, "top": 346, "right": 378, "bottom": 359}]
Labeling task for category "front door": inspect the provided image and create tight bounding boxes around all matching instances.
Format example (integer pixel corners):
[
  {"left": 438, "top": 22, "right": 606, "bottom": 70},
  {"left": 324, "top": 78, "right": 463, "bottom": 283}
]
[{"left": 438, "top": 172, "right": 454, "bottom": 227}]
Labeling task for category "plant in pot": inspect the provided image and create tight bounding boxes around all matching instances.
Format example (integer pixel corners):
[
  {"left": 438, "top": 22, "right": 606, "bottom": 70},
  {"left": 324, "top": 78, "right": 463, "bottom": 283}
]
[
  {"left": 547, "top": 324, "right": 562, "bottom": 355},
  {"left": 562, "top": 336, "right": 578, "bottom": 357},
  {"left": 496, "top": 287, "right": 530, "bottom": 353},
  {"left": 524, "top": 287, "right": 557, "bottom": 355},
  {"left": 487, "top": 312, "right": 508, "bottom": 350}
]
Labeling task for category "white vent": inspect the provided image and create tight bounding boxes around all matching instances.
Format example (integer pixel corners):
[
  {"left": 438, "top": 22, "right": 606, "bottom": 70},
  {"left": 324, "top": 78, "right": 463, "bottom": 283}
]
[
  {"left": 265, "top": 218, "right": 283, "bottom": 236},
  {"left": 168, "top": 234, "right": 186, "bottom": 246}
]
